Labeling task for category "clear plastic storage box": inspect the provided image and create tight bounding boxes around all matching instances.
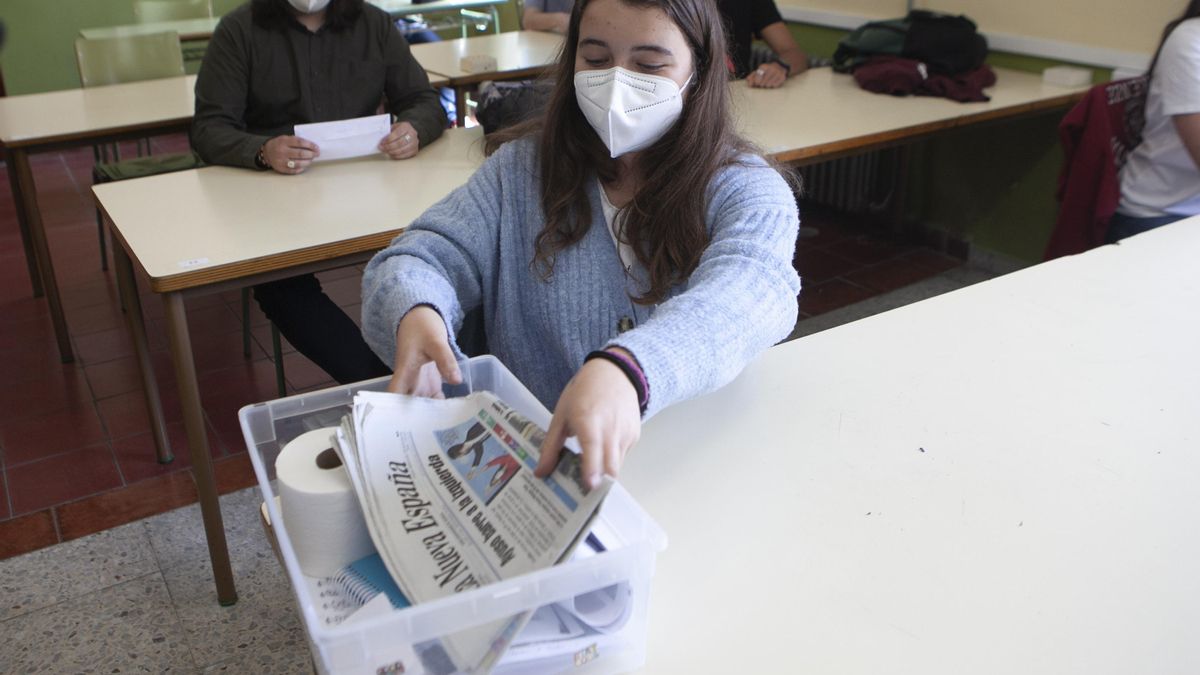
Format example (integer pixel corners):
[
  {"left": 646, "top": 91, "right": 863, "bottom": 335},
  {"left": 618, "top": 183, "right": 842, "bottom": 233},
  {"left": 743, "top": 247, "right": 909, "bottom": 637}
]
[{"left": 239, "top": 355, "right": 667, "bottom": 674}]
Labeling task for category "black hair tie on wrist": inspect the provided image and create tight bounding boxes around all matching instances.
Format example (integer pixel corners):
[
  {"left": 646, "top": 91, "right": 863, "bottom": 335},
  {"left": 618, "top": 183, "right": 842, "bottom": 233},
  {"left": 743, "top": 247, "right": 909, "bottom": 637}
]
[{"left": 585, "top": 350, "right": 648, "bottom": 416}]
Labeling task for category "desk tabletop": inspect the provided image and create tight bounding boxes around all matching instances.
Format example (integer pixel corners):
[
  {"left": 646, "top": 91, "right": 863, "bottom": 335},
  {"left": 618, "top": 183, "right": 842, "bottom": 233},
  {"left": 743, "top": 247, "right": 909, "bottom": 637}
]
[
  {"left": 79, "top": 1, "right": 505, "bottom": 41},
  {"left": 0, "top": 75, "right": 196, "bottom": 148},
  {"left": 734, "top": 67, "right": 1087, "bottom": 163},
  {"left": 411, "top": 30, "right": 564, "bottom": 83},
  {"left": 622, "top": 219, "right": 1200, "bottom": 673},
  {"left": 79, "top": 17, "right": 219, "bottom": 42},
  {"left": 371, "top": 0, "right": 507, "bottom": 15},
  {"left": 96, "top": 127, "right": 485, "bottom": 292}
]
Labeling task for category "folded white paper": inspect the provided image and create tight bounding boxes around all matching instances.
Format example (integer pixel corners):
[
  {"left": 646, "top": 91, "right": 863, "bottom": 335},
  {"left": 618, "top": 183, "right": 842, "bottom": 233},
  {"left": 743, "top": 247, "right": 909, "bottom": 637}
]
[{"left": 294, "top": 113, "right": 391, "bottom": 162}]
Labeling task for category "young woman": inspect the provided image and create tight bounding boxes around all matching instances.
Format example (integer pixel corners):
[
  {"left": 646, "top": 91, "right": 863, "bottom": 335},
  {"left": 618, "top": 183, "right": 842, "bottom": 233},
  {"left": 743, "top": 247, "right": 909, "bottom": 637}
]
[
  {"left": 362, "top": 0, "right": 801, "bottom": 487},
  {"left": 1112, "top": 0, "right": 1200, "bottom": 241}
]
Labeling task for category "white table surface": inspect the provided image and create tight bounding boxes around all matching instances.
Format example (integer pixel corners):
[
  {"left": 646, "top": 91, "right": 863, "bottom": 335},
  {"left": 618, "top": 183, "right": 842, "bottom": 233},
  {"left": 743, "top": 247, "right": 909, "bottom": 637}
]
[
  {"left": 78, "top": 0, "right": 507, "bottom": 41},
  {"left": 733, "top": 67, "right": 1087, "bottom": 162},
  {"left": 0, "top": 75, "right": 196, "bottom": 148},
  {"left": 79, "top": 17, "right": 219, "bottom": 41},
  {"left": 410, "top": 30, "right": 564, "bottom": 81},
  {"left": 622, "top": 218, "right": 1200, "bottom": 673},
  {"left": 95, "top": 126, "right": 484, "bottom": 289}
]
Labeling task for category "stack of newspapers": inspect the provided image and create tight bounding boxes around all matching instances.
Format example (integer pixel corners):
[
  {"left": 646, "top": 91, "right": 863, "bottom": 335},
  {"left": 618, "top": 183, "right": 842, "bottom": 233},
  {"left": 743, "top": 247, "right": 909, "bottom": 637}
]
[{"left": 329, "top": 390, "right": 616, "bottom": 674}]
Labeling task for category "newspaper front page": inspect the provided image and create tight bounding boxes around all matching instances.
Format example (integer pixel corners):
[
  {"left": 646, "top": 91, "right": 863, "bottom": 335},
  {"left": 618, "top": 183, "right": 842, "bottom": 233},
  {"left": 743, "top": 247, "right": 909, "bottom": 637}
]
[{"left": 334, "top": 390, "right": 611, "bottom": 673}]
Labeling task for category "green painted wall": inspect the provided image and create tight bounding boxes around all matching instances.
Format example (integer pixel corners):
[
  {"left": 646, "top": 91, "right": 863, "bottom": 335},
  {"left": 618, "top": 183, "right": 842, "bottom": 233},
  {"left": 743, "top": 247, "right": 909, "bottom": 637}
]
[{"left": 0, "top": 0, "right": 520, "bottom": 95}]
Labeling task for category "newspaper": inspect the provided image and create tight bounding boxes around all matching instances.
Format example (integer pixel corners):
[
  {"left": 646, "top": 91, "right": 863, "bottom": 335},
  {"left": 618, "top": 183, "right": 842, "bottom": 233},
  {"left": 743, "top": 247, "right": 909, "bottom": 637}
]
[{"left": 333, "top": 390, "right": 613, "bottom": 674}]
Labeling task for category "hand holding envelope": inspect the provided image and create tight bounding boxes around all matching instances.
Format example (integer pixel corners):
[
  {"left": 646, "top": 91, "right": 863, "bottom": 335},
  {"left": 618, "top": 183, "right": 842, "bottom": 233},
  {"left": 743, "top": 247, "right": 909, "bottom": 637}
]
[{"left": 293, "top": 113, "right": 396, "bottom": 163}]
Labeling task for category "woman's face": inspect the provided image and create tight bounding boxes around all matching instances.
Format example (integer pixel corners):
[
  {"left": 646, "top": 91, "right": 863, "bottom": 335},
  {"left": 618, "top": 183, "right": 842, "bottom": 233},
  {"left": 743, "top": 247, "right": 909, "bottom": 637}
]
[{"left": 574, "top": 0, "right": 694, "bottom": 89}]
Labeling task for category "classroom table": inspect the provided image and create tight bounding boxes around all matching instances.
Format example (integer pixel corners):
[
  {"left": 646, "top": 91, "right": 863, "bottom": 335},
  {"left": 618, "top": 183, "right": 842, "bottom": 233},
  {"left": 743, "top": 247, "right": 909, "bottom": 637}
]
[
  {"left": 733, "top": 66, "right": 1088, "bottom": 165},
  {"left": 411, "top": 30, "right": 565, "bottom": 126},
  {"left": 621, "top": 219, "right": 1200, "bottom": 673},
  {"left": 0, "top": 74, "right": 197, "bottom": 363},
  {"left": 93, "top": 127, "right": 485, "bottom": 605},
  {"left": 78, "top": 0, "right": 506, "bottom": 43}
]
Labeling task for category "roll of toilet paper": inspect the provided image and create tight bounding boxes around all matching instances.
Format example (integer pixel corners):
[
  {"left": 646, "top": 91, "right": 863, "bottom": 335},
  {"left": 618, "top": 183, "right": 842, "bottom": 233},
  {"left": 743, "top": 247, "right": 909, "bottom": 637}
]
[{"left": 276, "top": 428, "right": 375, "bottom": 577}]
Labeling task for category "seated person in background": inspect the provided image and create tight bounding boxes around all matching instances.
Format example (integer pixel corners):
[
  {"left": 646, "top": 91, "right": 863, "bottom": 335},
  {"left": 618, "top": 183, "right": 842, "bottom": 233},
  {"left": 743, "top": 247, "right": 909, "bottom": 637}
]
[
  {"left": 362, "top": 0, "right": 801, "bottom": 486},
  {"left": 192, "top": 0, "right": 446, "bottom": 384},
  {"left": 1111, "top": 1, "right": 1200, "bottom": 241},
  {"left": 523, "top": 0, "right": 573, "bottom": 34},
  {"left": 716, "top": 0, "right": 808, "bottom": 88}
]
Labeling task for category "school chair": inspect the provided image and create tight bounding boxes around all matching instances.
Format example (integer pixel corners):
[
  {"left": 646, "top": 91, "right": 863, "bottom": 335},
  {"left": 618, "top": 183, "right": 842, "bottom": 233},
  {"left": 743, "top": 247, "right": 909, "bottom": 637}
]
[
  {"left": 75, "top": 31, "right": 188, "bottom": 268},
  {"left": 132, "top": 0, "right": 213, "bottom": 22},
  {"left": 1044, "top": 76, "right": 1148, "bottom": 260},
  {"left": 132, "top": 0, "right": 214, "bottom": 63}
]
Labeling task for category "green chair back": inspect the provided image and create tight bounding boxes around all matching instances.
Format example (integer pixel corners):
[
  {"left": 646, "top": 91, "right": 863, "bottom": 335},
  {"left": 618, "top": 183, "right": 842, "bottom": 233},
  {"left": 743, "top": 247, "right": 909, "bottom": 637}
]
[
  {"left": 132, "top": 0, "right": 213, "bottom": 23},
  {"left": 74, "top": 31, "right": 185, "bottom": 88}
]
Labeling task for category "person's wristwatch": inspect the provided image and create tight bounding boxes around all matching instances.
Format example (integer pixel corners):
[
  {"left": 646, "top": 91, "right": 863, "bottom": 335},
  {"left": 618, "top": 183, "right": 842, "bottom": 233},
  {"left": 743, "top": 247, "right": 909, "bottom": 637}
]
[
  {"left": 254, "top": 143, "right": 270, "bottom": 170},
  {"left": 769, "top": 57, "right": 792, "bottom": 76}
]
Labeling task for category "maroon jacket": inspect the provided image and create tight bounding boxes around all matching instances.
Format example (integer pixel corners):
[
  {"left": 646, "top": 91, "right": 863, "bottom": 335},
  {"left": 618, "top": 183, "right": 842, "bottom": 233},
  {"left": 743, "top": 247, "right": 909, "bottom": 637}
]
[
  {"left": 1043, "top": 77, "right": 1147, "bottom": 260},
  {"left": 852, "top": 55, "right": 996, "bottom": 102}
]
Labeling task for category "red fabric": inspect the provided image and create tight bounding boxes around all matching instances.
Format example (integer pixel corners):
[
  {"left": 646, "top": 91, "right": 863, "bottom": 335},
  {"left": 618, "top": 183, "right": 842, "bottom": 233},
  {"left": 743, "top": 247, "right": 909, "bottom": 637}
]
[
  {"left": 1043, "top": 77, "right": 1148, "bottom": 260},
  {"left": 852, "top": 56, "right": 996, "bottom": 102}
]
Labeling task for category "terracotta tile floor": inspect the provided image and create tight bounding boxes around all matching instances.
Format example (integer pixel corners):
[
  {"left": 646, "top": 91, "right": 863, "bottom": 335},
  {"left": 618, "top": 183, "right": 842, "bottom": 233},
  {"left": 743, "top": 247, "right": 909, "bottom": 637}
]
[{"left": 0, "top": 135, "right": 961, "bottom": 560}]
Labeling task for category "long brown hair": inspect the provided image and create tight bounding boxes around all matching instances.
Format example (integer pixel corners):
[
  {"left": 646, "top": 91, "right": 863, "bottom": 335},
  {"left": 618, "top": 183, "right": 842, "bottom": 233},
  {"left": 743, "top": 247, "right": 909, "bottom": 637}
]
[
  {"left": 1148, "top": 0, "right": 1200, "bottom": 76},
  {"left": 487, "top": 0, "right": 768, "bottom": 305}
]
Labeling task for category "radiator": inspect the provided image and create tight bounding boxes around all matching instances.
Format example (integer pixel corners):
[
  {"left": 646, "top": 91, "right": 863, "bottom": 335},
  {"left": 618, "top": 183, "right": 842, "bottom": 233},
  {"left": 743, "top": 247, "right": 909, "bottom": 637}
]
[{"left": 800, "top": 151, "right": 894, "bottom": 215}]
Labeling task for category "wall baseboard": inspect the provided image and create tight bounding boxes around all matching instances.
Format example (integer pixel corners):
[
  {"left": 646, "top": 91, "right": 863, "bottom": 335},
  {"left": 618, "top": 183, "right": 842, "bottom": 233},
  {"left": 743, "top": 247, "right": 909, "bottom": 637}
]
[{"left": 780, "top": 7, "right": 1151, "bottom": 72}]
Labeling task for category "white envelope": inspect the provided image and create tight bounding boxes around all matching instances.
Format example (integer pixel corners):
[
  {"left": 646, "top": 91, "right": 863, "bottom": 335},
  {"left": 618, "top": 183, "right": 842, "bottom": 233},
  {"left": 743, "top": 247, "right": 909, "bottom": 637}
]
[{"left": 294, "top": 113, "right": 392, "bottom": 162}]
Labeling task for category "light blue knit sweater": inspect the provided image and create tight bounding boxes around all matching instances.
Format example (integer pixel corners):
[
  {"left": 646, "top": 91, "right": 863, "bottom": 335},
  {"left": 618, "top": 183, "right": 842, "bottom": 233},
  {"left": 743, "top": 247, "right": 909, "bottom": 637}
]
[{"left": 362, "top": 137, "right": 800, "bottom": 417}]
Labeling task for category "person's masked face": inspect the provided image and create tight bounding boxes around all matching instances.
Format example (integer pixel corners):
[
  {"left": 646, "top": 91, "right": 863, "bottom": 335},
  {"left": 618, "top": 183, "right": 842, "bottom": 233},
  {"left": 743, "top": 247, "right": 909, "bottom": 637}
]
[{"left": 288, "top": 0, "right": 331, "bottom": 14}]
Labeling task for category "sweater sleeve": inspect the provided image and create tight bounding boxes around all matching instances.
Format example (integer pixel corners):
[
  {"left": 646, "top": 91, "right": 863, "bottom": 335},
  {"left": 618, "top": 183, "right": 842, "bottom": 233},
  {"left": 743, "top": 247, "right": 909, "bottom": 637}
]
[
  {"left": 361, "top": 140, "right": 515, "bottom": 367},
  {"left": 191, "top": 15, "right": 272, "bottom": 169},
  {"left": 609, "top": 159, "right": 801, "bottom": 417}
]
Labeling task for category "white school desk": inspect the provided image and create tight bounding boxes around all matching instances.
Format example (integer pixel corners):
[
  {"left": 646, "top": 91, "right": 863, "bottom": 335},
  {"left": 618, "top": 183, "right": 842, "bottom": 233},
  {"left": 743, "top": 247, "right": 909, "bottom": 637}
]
[
  {"left": 411, "top": 31, "right": 565, "bottom": 126},
  {"left": 0, "top": 75, "right": 197, "bottom": 363},
  {"left": 78, "top": 0, "right": 506, "bottom": 43},
  {"left": 622, "top": 219, "right": 1200, "bottom": 673},
  {"left": 93, "top": 127, "right": 485, "bottom": 605},
  {"left": 733, "top": 66, "right": 1088, "bottom": 165}
]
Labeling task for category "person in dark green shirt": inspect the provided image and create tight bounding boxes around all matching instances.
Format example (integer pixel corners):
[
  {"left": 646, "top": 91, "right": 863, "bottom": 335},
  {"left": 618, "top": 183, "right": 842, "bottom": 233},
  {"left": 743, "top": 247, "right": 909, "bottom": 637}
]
[{"left": 192, "top": 0, "right": 446, "bottom": 384}]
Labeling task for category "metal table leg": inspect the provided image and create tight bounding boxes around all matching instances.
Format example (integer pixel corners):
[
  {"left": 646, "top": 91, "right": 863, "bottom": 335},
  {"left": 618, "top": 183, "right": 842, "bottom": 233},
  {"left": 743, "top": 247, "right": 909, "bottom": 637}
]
[
  {"left": 5, "top": 148, "right": 45, "bottom": 297},
  {"left": 9, "top": 148, "right": 74, "bottom": 363},
  {"left": 113, "top": 241, "right": 174, "bottom": 464},
  {"left": 164, "top": 291, "right": 238, "bottom": 606}
]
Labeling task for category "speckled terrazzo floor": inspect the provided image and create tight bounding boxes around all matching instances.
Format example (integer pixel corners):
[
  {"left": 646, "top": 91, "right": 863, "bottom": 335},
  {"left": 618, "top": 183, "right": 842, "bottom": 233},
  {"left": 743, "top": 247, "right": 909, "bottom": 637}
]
[{"left": 0, "top": 486, "right": 313, "bottom": 673}]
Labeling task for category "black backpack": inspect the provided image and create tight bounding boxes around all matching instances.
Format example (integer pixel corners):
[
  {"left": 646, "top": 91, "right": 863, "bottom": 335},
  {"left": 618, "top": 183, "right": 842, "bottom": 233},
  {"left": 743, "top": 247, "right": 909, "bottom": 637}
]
[{"left": 833, "top": 10, "right": 989, "bottom": 75}]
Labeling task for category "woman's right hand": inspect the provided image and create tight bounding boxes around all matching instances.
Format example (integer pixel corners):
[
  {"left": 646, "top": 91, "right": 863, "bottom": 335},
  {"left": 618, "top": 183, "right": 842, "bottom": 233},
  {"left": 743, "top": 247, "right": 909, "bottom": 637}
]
[
  {"left": 262, "top": 135, "right": 320, "bottom": 174},
  {"left": 387, "top": 305, "right": 463, "bottom": 397}
]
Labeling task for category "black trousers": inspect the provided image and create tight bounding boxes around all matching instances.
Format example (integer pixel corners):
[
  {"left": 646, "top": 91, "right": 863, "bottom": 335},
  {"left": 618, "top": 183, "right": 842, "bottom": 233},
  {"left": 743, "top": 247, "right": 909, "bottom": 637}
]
[
  {"left": 254, "top": 274, "right": 489, "bottom": 386},
  {"left": 254, "top": 274, "right": 389, "bottom": 385}
]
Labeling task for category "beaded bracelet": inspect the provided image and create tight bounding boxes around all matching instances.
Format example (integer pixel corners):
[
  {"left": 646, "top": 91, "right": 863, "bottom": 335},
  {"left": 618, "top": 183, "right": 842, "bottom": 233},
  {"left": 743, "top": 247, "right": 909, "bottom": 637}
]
[{"left": 585, "top": 349, "right": 649, "bottom": 416}]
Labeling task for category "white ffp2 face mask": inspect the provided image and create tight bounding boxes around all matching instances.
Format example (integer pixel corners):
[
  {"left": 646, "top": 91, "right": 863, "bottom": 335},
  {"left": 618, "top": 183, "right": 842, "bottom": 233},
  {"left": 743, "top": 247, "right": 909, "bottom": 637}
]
[
  {"left": 288, "top": 0, "right": 331, "bottom": 14},
  {"left": 574, "top": 66, "right": 690, "bottom": 158}
]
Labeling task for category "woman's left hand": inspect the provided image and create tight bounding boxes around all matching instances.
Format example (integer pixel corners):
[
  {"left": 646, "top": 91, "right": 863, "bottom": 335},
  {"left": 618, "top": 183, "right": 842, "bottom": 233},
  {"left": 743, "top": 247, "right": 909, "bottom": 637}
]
[
  {"left": 535, "top": 356, "right": 642, "bottom": 490},
  {"left": 379, "top": 121, "right": 421, "bottom": 160}
]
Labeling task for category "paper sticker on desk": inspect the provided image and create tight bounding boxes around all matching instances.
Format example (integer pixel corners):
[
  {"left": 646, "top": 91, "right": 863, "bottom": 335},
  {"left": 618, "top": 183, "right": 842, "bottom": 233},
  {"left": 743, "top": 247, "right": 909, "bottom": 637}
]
[
  {"left": 295, "top": 114, "right": 391, "bottom": 162},
  {"left": 177, "top": 257, "right": 209, "bottom": 269}
]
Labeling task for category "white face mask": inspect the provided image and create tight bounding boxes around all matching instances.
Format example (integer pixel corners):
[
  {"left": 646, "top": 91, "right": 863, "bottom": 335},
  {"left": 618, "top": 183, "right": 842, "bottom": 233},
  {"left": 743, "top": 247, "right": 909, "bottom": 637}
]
[
  {"left": 574, "top": 66, "right": 691, "bottom": 158},
  {"left": 288, "top": 0, "right": 331, "bottom": 14}
]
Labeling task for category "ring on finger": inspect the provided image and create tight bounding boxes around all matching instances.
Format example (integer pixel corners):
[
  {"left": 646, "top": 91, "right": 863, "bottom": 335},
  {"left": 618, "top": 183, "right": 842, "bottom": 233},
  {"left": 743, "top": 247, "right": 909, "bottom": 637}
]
[
  {"left": 402, "top": 133, "right": 412, "bottom": 143},
  {"left": 286, "top": 159, "right": 296, "bottom": 169}
]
